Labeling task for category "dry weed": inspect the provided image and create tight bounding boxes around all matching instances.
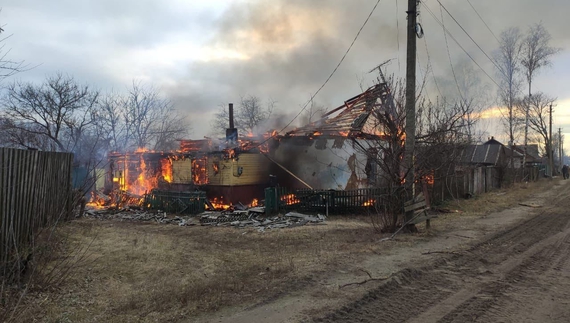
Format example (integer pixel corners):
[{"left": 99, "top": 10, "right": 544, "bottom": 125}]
[{"left": 16, "top": 217, "right": 377, "bottom": 322}]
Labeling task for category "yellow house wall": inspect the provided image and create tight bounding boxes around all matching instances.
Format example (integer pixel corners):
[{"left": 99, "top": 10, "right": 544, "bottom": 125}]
[
  {"left": 208, "top": 153, "right": 270, "bottom": 186},
  {"left": 172, "top": 159, "right": 193, "bottom": 184}
]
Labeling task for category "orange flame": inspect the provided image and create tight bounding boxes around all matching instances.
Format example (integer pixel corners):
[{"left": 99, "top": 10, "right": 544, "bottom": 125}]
[
  {"left": 129, "top": 156, "right": 157, "bottom": 195},
  {"left": 281, "top": 194, "right": 300, "bottom": 205},
  {"left": 207, "top": 197, "right": 231, "bottom": 210},
  {"left": 250, "top": 198, "right": 259, "bottom": 207},
  {"left": 192, "top": 157, "right": 208, "bottom": 185},
  {"left": 161, "top": 158, "right": 173, "bottom": 183},
  {"left": 135, "top": 147, "right": 149, "bottom": 153},
  {"left": 423, "top": 173, "right": 435, "bottom": 185},
  {"left": 363, "top": 199, "right": 375, "bottom": 207}
]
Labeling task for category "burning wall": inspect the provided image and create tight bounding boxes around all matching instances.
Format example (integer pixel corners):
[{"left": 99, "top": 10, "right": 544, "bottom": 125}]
[{"left": 108, "top": 152, "right": 183, "bottom": 196}]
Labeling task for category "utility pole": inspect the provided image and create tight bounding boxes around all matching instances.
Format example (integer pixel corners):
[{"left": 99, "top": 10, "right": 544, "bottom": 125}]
[
  {"left": 549, "top": 103, "right": 553, "bottom": 176},
  {"left": 522, "top": 102, "right": 529, "bottom": 179},
  {"left": 559, "top": 127, "right": 563, "bottom": 169},
  {"left": 404, "top": 0, "right": 419, "bottom": 221}
]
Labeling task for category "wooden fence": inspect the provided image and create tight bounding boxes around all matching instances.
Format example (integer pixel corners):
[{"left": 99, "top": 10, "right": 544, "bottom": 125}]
[
  {"left": 1, "top": 148, "right": 74, "bottom": 268},
  {"left": 265, "top": 187, "right": 389, "bottom": 214},
  {"left": 430, "top": 165, "right": 543, "bottom": 202}
]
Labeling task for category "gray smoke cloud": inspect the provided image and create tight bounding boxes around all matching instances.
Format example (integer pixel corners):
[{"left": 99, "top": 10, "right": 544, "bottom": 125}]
[
  {"left": 2, "top": 0, "right": 569, "bottom": 140},
  {"left": 164, "top": 0, "right": 570, "bottom": 138}
]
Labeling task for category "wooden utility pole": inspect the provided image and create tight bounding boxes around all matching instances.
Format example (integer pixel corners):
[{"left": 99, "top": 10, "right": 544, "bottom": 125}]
[
  {"left": 549, "top": 103, "right": 553, "bottom": 176},
  {"left": 404, "top": 0, "right": 418, "bottom": 220},
  {"left": 559, "top": 127, "right": 563, "bottom": 169}
]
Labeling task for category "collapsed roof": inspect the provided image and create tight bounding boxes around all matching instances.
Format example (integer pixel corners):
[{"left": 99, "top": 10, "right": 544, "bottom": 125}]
[{"left": 284, "top": 82, "right": 396, "bottom": 139}]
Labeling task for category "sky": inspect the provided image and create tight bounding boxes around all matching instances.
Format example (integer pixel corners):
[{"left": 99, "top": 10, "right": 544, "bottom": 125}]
[{"left": 2, "top": 0, "right": 570, "bottom": 151}]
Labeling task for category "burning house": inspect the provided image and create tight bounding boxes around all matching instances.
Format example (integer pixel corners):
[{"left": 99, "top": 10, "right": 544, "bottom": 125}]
[
  {"left": 102, "top": 81, "right": 397, "bottom": 213},
  {"left": 269, "top": 82, "right": 396, "bottom": 190}
]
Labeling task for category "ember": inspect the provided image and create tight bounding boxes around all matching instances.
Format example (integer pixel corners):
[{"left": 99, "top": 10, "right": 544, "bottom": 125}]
[
  {"left": 363, "top": 199, "right": 375, "bottom": 207},
  {"left": 250, "top": 198, "right": 259, "bottom": 207},
  {"left": 281, "top": 193, "right": 300, "bottom": 205}
]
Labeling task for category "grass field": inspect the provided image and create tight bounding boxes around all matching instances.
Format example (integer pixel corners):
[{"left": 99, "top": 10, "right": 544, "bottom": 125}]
[{"left": 7, "top": 179, "right": 552, "bottom": 322}]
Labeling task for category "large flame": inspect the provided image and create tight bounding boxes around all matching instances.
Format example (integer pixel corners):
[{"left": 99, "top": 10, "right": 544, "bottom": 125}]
[
  {"left": 129, "top": 156, "right": 157, "bottom": 195},
  {"left": 161, "top": 158, "right": 173, "bottom": 183}
]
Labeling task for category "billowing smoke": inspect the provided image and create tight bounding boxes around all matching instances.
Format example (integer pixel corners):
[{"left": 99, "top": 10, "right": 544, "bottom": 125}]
[{"left": 164, "top": 0, "right": 570, "bottom": 139}]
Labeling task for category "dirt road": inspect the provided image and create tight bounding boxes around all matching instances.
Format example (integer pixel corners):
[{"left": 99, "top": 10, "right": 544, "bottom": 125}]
[{"left": 314, "top": 181, "right": 570, "bottom": 323}]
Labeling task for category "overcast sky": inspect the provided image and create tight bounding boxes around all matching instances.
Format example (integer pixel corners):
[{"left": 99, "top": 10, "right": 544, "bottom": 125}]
[{"left": 2, "top": 0, "right": 570, "bottom": 149}]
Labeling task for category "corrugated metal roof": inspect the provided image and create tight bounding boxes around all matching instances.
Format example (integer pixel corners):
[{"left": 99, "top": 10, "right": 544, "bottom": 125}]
[{"left": 461, "top": 144, "right": 503, "bottom": 165}]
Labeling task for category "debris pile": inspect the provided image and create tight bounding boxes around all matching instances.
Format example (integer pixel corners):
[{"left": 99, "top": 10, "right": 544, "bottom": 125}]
[
  {"left": 85, "top": 189, "right": 326, "bottom": 230},
  {"left": 84, "top": 208, "right": 199, "bottom": 226},
  {"left": 200, "top": 211, "right": 326, "bottom": 231}
]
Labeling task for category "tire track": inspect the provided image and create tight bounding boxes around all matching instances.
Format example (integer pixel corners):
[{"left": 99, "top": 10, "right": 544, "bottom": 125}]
[{"left": 312, "top": 182, "right": 570, "bottom": 323}]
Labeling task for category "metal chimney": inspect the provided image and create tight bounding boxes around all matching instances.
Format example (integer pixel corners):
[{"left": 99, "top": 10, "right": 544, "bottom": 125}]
[
  {"left": 228, "top": 103, "right": 234, "bottom": 129},
  {"left": 226, "top": 103, "right": 238, "bottom": 142}
]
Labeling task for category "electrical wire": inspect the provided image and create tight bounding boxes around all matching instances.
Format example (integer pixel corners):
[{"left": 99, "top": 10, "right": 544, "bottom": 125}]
[
  {"left": 244, "top": 0, "right": 384, "bottom": 151},
  {"left": 436, "top": 0, "right": 506, "bottom": 78},
  {"left": 466, "top": 0, "right": 500, "bottom": 44},
  {"left": 422, "top": 34, "right": 443, "bottom": 99},
  {"left": 421, "top": 1, "right": 504, "bottom": 90},
  {"left": 439, "top": 4, "right": 464, "bottom": 101},
  {"left": 396, "top": 0, "right": 401, "bottom": 72}
]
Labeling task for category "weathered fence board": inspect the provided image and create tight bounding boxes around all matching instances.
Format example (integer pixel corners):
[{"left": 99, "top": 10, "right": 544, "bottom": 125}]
[{"left": 0, "top": 148, "right": 73, "bottom": 268}]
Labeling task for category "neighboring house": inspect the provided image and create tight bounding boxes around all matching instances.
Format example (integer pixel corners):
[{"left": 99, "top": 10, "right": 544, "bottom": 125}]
[
  {"left": 456, "top": 137, "right": 508, "bottom": 196},
  {"left": 460, "top": 137, "right": 507, "bottom": 167},
  {"left": 505, "top": 144, "right": 542, "bottom": 169}
]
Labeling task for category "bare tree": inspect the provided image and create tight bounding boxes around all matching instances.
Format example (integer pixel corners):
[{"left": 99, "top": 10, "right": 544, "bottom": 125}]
[
  {"left": 1, "top": 73, "right": 99, "bottom": 152},
  {"left": 211, "top": 95, "right": 275, "bottom": 136},
  {"left": 96, "top": 92, "right": 124, "bottom": 152},
  {"left": 358, "top": 75, "right": 474, "bottom": 232},
  {"left": 301, "top": 99, "right": 328, "bottom": 125},
  {"left": 0, "top": 18, "right": 25, "bottom": 83},
  {"left": 520, "top": 22, "right": 560, "bottom": 168},
  {"left": 520, "top": 92, "right": 556, "bottom": 160},
  {"left": 237, "top": 95, "right": 274, "bottom": 135},
  {"left": 496, "top": 27, "right": 524, "bottom": 148},
  {"left": 121, "top": 82, "right": 190, "bottom": 150},
  {"left": 455, "top": 60, "right": 490, "bottom": 143}
]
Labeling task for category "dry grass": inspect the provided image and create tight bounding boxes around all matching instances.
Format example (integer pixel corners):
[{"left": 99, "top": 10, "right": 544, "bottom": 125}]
[
  {"left": 437, "top": 179, "right": 553, "bottom": 216},
  {"left": 15, "top": 217, "right": 382, "bottom": 322},
  {"left": 12, "top": 179, "right": 556, "bottom": 322}
]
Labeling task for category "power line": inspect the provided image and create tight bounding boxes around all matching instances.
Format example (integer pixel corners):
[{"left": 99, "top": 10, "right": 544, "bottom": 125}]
[
  {"left": 422, "top": 34, "right": 443, "bottom": 99},
  {"left": 396, "top": 0, "right": 401, "bottom": 72},
  {"left": 417, "top": 7, "right": 443, "bottom": 99},
  {"left": 421, "top": 2, "right": 503, "bottom": 90},
  {"left": 245, "top": 0, "right": 384, "bottom": 151},
  {"left": 439, "top": 4, "right": 464, "bottom": 101},
  {"left": 436, "top": 0, "right": 506, "bottom": 78},
  {"left": 466, "top": 0, "right": 500, "bottom": 44}
]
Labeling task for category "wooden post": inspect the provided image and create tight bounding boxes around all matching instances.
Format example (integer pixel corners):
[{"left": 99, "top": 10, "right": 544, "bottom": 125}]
[{"left": 404, "top": 0, "right": 418, "bottom": 222}]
